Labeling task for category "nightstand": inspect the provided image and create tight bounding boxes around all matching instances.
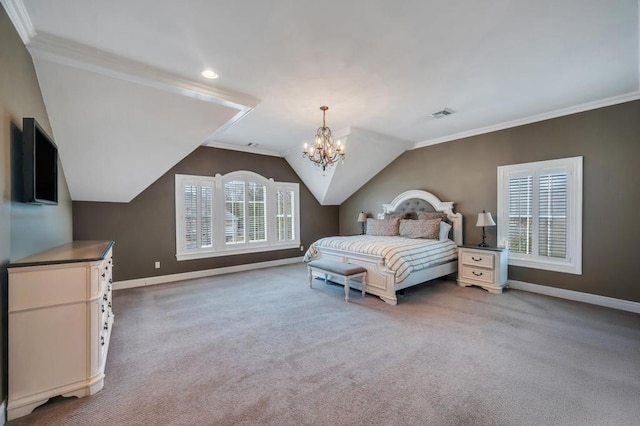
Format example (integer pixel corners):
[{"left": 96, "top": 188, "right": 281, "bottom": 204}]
[{"left": 457, "top": 245, "right": 508, "bottom": 294}]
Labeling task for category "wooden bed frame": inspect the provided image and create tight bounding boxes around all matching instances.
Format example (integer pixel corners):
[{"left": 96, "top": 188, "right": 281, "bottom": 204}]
[{"left": 309, "top": 189, "right": 463, "bottom": 305}]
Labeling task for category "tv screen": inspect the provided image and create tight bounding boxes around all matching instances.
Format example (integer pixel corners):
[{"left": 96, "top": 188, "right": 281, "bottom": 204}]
[{"left": 23, "top": 117, "right": 58, "bottom": 205}]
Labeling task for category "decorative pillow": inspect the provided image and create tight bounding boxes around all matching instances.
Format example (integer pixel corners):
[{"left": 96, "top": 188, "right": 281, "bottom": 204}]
[
  {"left": 439, "top": 221, "right": 452, "bottom": 241},
  {"left": 367, "top": 218, "right": 400, "bottom": 236},
  {"left": 399, "top": 219, "right": 441, "bottom": 239},
  {"left": 417, "top": 211, "right": 448, "bottom": 221}
]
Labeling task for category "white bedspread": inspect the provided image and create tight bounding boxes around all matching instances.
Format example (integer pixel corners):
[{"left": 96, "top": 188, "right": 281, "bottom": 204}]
[{"left": 304, "top": 235, "right": 458, "bottom": 283}]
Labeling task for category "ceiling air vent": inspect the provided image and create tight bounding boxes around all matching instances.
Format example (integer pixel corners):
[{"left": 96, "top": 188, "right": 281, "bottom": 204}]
[
  {"left": 430, "top": 108, "right": 454, "bottom": 119},
  {"left": 246, "top": 142, "right": 260, "bottom": 147}
]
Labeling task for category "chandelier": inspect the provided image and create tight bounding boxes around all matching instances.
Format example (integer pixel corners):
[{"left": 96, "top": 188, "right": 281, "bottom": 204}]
[{"left": 302, "top": 106, "right": 345, "bottom": 171}]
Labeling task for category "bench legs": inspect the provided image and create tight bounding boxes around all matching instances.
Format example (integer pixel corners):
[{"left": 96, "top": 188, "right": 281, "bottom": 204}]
[
  {"left": 345, "top": 276, "right": 350, "bottom": 302},
  {"left": 344, "top": 274, "right": 367, "bottom": 301},
  {"left": 308, "top": 270, "right": 329, "bottom": 288},
  {"left": 308, "top": 267, "right": 367, "bottom": 302}
]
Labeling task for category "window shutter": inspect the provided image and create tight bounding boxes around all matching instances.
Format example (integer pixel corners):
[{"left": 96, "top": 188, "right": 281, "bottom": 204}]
[
  {"left": 248, "top": 182, "right": 266, "bottom": 242},
  {"left": 277, "top": 189, "right": 295, "bottom": 242},
  {"left": 184, "top": 184, "right": 198, "bottom": 250},
  {"left": 200, "top": 185, "right": 213, "bottom": 248},
  {"left": 182, "top": 180, "right": 213, "bottom": 250},
  {"left": 508, "top": 176, "right": 533, "bottom": 254},
  {"left": 225, "top": 180, "right": 245, "bottom": 244},
  {"left": 538, "top": 173, "right": 567, "bottom": 258}
]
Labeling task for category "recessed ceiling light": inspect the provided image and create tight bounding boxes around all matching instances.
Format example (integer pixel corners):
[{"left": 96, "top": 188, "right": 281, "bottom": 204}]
[{"left": 201, "top": 69, "right": 219, "bottom": 79}]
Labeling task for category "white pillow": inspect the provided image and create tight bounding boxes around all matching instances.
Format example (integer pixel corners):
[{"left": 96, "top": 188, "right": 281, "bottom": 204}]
[{"left": 439, "top": 221, "right": 452, "bottom": 241}]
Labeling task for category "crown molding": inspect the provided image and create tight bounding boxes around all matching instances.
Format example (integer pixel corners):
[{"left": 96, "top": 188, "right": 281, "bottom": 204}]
[
  {"left": 413, "top": 91, "right": 640, "bottom": 149},
  {"left": 25, "top": 31, "right": 260, "bottom": 111},
  {"left": 1, "top": 0, "right": 36, "bottom": 44}
]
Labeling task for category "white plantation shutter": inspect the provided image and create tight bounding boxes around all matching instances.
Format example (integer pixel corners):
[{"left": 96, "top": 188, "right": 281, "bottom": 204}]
[
  {"left": 199, "top": 185, "right": 214, "bottom": 248},
  {"left": 176, "top": 176, "right": 214, "bottom": 253},
  {"left": 497, "top": 157, "right": 582, "bottom": 275},
  {"left": 277, "top": 189, "right": 295, "bottom": 242},
  {"left": 508, "top": 176, "right": 533, "bottom": 255},
  {"left": 225, "top": 180, "right": 245, "bottom": 244},
  {"left": 248, "top": 182, "right": 266, "bottom": 242},
  {"left": 184, "top": 184, "right": 197, "bottom": 250},
  {"left": 538, "top": 173, "right": 567, "bottom": 258}
]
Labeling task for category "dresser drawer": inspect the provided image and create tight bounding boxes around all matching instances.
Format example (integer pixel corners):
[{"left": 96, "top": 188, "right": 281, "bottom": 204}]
[
  {"left": 461, "top": 251, "right": 494, "bottom": 268},
  {"left": 460, "top": 266, "right": 494, "bottom": 284}
]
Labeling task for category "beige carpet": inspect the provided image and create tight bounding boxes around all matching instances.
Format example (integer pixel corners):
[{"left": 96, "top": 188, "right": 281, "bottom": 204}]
[{"left": 7, "top": 263, "right": 640, "bottom": 426}]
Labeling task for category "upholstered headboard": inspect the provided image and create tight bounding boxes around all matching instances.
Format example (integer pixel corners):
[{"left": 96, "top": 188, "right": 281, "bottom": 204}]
[
  {"left": 384, "top": 197, "right": 438, "bottom": 218},
  {"left": 376, "top": 189, "right": 463, "bottom": 245}
]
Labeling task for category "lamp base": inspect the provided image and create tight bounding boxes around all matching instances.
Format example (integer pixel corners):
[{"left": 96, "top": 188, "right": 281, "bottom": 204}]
[{"left": 478, "top": 226, "right": 489, "bottom": 247}]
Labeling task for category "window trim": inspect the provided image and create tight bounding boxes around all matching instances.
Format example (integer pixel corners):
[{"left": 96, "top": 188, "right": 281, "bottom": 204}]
[
  {"left": 175, "top": 171, "right": 300, "bottom": 261},
  {"left": 497, "top": 156, "right": 582, "bottom": 275}
]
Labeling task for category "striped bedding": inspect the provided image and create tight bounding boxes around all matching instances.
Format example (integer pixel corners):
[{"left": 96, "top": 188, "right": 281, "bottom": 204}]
[{"left": 304, "top": 235, "right": 458, "bottom": 283}]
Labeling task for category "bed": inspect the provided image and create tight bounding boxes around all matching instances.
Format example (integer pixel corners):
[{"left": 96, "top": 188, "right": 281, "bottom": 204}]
[{"left": 304, "top": 189, "right": 463, "bottom": 305}]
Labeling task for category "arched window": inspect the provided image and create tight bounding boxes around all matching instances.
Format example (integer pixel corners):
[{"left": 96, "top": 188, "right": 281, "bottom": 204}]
[{"left": 175, "top": 171, "right": 300, "bottom": 260}]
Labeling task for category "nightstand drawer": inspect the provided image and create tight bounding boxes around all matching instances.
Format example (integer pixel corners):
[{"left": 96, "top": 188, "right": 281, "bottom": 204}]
[
  {"left": 461, "top": 251, "right": 494, "bottom": 268},
  {"left": 460, "top": 266, "right": 494, "bottom": 284}
]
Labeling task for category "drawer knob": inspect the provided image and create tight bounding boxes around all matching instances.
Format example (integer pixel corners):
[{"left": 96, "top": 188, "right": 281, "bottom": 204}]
[
  {"left": 101, "top": 304, "right": 105, "bottom": 313},
  {"left": 109, "top": 278, "right": 113, "bottom": 284},
  {"left": 103, "top": 294, "right": 108, "bottom": 301},
  {"left": 471, "top": 256, "right": 483, "bottom": 262},
  {"left": 101, "top": 336, "right": 105, "bottom": 346},
  {"left": 103, "top": 322, "right": 109, "bottom": 330},
  {"left": 101, "top": 273, "right": 106, "bottom": 278},
  {"left": 108, "top": 302, "right": 112, "bottom": 308},
  {"left": 472, "top": 271, "right": 483, "bottom": 276}
]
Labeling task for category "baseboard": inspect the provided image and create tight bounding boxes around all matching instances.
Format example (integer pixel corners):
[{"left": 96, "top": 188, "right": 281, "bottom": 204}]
[
  {"left": 113, "top": 257, "right": 304, "bottom": 290},
  {"left": 1, "top": 400, "right": 6, "bottom": 425},
  {"left": 507, "top": 280, "right": 640, "bottom": 314}
]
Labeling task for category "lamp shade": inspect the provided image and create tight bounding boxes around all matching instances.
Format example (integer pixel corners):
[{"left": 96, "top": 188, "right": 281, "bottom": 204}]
[
  {"left": 476, "top": 211, "right": 496, "bottom": 227},
  {"left": 357, "top": 212, "right": 367, "bottom": 223}
]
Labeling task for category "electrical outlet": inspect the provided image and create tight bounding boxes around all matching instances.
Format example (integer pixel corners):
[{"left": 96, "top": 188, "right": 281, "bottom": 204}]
[
  {"left": 154, "top": 261, "right": 160, "bottom": 269},
  {"left": 300, "top": 245, "right": 304, "bottom": 251}
]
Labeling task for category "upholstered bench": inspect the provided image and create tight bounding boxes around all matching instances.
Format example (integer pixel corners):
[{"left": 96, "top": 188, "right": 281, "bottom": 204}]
[{"left": 307, "top": 260, "right": 367, "bottom": 302}]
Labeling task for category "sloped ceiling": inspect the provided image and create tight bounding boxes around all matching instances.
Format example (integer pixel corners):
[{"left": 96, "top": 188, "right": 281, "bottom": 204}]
[
  {"left": 2, "top": 0, "right": 639, "bottom": 204},
  {"left": 32, "top": 57, "right": 251, "bottom": 202}
]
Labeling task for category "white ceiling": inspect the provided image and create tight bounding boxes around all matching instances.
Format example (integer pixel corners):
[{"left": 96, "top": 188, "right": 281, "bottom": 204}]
[{"left": 3, "top": 0, "right": 639, "bottom": 204}]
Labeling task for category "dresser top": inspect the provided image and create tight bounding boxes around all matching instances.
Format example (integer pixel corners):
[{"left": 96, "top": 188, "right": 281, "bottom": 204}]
[{"left": 9, "top": 241, "right": 114, "bottom": 268}]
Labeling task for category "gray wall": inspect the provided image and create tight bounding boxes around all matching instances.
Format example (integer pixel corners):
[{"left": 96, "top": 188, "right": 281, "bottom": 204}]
[
  {"left": 341, "top": 100, "right": 640, "bottom": 303},
  {"left": 1, "top": 4, "right": 74, "bottom": 405},
  {"left": 73, "top": 146, "right": 339, "bottom": 281}
]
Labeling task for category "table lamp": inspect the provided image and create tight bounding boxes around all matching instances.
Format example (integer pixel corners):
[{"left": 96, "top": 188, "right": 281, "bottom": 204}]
[{"left": 476, "top": 210, "right": 496, "bottom": 247}]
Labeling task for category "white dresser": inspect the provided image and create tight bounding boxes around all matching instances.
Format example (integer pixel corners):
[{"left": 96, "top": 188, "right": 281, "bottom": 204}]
[
  {"left": 457, "top": 245, "right": 508, "bottom": 294},
  {"left": 7, "top": 241, "right": 115, "bottom": 420}
]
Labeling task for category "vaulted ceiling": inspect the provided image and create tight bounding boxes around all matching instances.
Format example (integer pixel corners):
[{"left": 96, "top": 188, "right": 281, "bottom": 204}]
[{"left": 3, "top": 0, "right": 639, "bottom": 204}]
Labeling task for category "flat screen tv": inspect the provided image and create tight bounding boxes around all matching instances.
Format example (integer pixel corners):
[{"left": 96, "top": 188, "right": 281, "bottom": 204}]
[{"left": 23, "top": 117, "right": 58, "bottom": 205}]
